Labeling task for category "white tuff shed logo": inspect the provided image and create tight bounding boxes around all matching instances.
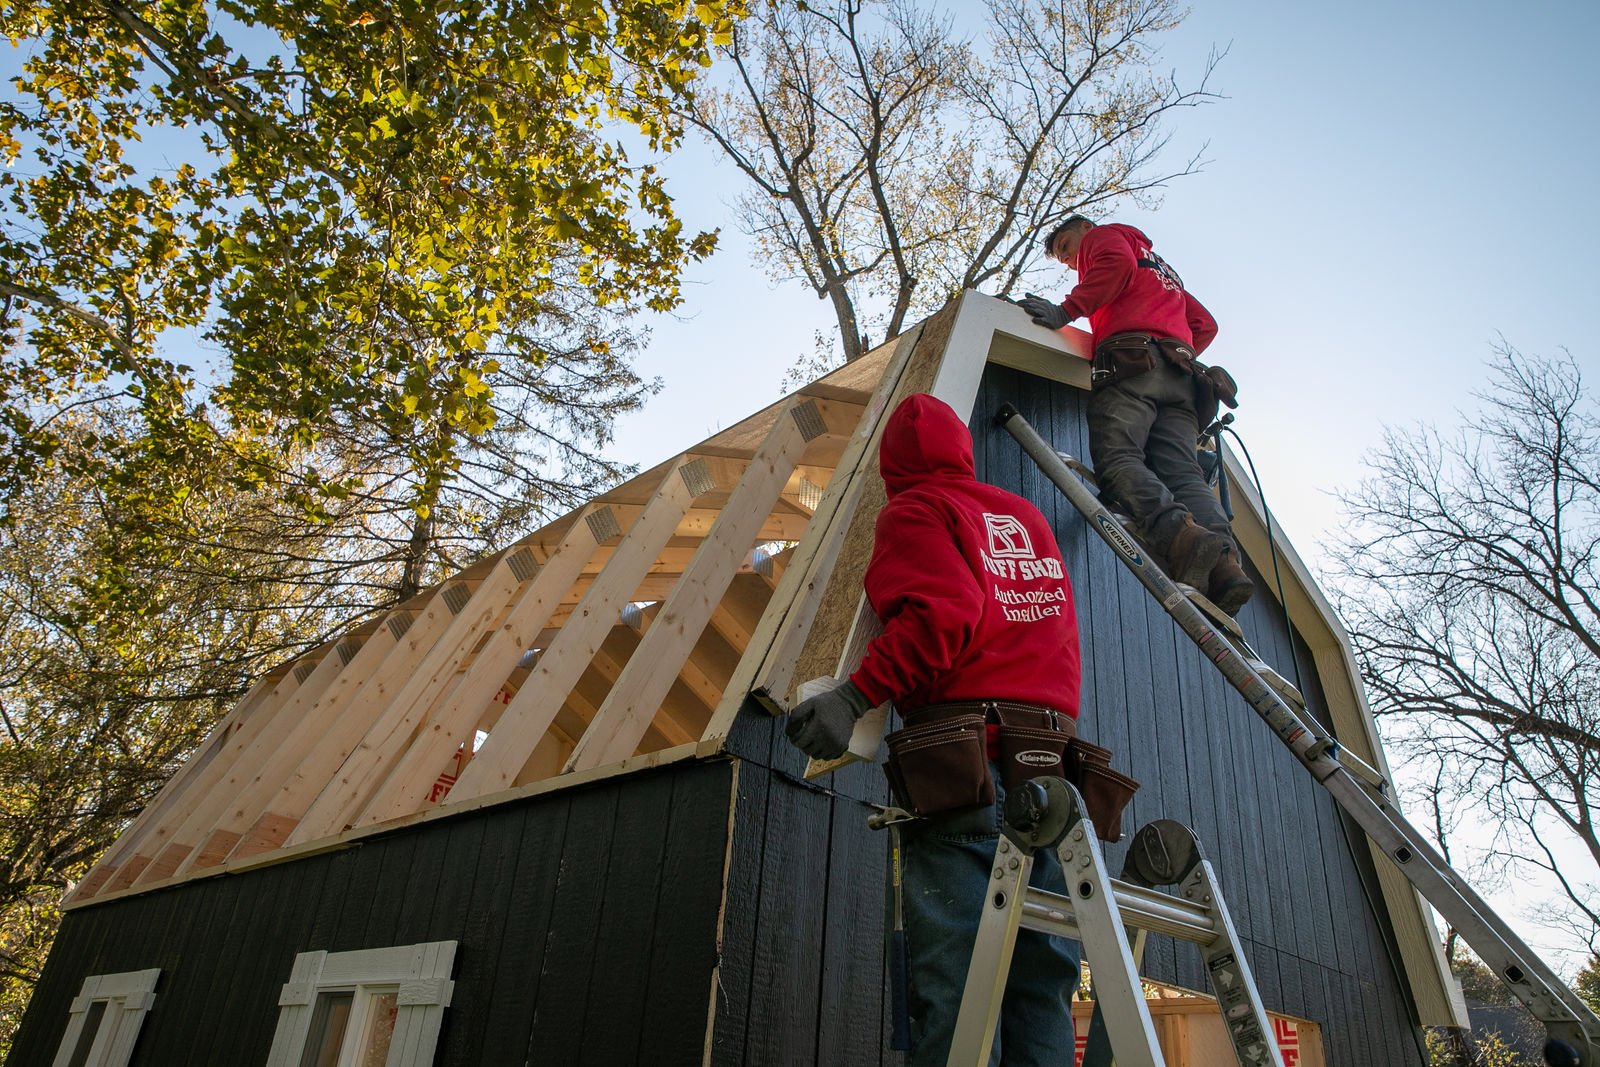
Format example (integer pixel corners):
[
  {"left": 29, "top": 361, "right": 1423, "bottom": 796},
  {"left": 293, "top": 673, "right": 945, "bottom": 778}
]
[
  {"left": 1016, "top": 750, "right": 1061, "bottom": 767},
  {"left": 983, "top": 512, "right": 1035, "bottom": 559}
]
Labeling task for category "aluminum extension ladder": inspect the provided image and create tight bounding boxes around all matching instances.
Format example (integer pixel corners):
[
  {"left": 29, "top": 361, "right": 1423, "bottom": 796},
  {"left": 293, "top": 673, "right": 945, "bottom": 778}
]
[
  {"left": 949, "top": 776, "right": 1283, "bottom": 1067},
  {"left": 995, "top": 402, "right": 1600, "bottom": 1067}
]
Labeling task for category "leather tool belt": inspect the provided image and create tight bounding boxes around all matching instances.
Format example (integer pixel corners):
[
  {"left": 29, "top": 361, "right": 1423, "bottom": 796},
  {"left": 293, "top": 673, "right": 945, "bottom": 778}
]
[
  {"left": 1091, "top": 331, "right": 1240, "bottom": 429},
  {"left": 884, "top": 700, "right": 1139, "bottom": 841}
]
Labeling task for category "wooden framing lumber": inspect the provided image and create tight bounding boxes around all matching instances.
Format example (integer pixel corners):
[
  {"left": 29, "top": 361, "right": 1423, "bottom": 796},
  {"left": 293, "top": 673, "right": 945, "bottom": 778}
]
[
  {"left": 286, "top": 504, "right": 611, "bottom": 841},
  {"left": 700, "top": 323, "right": 931, "bottom": 745},
  {"left": 583, "top": 630, "right": 700, "bottom": 747},
  {"left": 624, "top": 602, "right": 738, "bottom": 713},
  {"left": 441, "top": 455, "right": 713, "bottom": 805},
  {"left": 100, "top": 640, "right": 346, "bottom": 892},
  {"left": 204, "top": 605, "right": 424, "bottom": 863},
  {"left": 216, "top": 591, "right": 460, "bottom": 859},
  {"left": 155, "top": 615, "right": 419, "bottom": 874},
  {"left": 64, "top": 666, "right": 288, "bottom": 903},
  {"left": 282, "top": 554, "right": 533, "bottom": 839},
  {"left": 567, "top": 400, "right": 817, "bottom": 771}
]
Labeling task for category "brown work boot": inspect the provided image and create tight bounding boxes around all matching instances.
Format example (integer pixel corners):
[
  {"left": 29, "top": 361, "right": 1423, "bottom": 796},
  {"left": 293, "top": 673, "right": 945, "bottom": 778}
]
[
  {"left": 1165, "top": 516, "right": 1229, "bottom": 588},
  {"left": 1207, "top": 547, "right": 1255, "bottom": 615}
]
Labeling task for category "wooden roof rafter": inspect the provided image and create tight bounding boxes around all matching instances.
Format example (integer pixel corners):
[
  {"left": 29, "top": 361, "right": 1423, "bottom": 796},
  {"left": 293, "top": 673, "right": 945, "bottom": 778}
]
[{"left": 67, "top": 306, "right": 956, "bottom": 909}]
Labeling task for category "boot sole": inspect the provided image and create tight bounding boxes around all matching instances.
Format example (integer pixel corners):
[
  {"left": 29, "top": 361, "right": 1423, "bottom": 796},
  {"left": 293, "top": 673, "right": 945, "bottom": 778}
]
[{"left": 1210, "top": 579, "right": 1255, "bottom": 616}]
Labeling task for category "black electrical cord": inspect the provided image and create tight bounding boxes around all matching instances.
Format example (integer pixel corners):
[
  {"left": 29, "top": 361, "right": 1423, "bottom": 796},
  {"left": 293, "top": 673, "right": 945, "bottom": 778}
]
[{"left": 1215, "top": 425, "right": 1304, "bottom": 696}]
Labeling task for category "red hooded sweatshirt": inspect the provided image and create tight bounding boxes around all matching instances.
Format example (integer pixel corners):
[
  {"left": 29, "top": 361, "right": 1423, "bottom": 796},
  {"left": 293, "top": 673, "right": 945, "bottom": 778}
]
[
  {"left": 848, "top": 394, "right": 1081, "bottom": 719},
  {"left": 1060, "top": 223, "right": 1218, "bottom": 354}
]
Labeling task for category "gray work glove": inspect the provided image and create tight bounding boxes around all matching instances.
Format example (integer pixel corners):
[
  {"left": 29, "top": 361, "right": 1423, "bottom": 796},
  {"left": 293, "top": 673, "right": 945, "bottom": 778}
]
[
  {"left": 784, "top": 680, "right": 874, "bottom": 761},
  {"left": 1016, "top": 293, "right": 1070, "bottom": 331}
]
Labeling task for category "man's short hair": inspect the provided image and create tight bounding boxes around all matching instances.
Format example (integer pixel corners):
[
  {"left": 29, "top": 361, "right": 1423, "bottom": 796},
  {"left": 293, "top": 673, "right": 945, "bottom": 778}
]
[{"left": 1040, "top": 214, "right": 1094, "bottom": 257}]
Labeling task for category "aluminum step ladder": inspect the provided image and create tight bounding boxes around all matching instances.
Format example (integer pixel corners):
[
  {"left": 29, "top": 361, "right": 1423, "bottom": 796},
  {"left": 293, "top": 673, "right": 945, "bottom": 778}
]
[
  {"left": 949, "top": 777, "right": 1282, "bottom": 1067},
  {"left": 995, "top": 403, "right": 1600, "bottom": 1067}
]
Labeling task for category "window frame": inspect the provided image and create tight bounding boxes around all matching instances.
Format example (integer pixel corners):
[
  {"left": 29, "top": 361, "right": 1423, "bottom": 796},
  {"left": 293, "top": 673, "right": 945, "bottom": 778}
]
[
  {"left": 51, "top": 968, "right": 161, "bottom": 1067},
  {"left": 264, "top": 941, "right": 456, "bottom": 1067}
]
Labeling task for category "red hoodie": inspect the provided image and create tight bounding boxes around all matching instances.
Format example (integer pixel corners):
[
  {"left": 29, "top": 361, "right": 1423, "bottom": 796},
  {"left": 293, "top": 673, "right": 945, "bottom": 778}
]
[
  {"left": 1060, "top": 223, "right": 1218, "bottom": 354},
  {"left": 848, "top": 394, "right": 1081, "bottom": 719}
]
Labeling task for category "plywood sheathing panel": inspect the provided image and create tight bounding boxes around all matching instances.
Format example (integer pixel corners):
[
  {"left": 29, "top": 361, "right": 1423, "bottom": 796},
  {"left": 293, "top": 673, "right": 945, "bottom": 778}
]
[{"left": 784, "top": 303, "right": 957, "bottom": 699}]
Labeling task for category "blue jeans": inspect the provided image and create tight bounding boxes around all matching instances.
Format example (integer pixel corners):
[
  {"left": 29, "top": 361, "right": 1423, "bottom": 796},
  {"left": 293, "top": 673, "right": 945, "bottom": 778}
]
[{"left": 901, "top": 766, "right": 1081, "bottom": 1066}]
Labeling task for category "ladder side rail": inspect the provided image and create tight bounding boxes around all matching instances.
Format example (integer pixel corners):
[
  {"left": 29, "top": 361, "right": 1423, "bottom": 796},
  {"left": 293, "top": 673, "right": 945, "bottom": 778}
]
[
  {"left": 947, "top": 851, "right": 1031, "bottom": 1067},
  {"left": 1188, "top": 857, "right": 1286, "bottom": 1067},
  {"left": 997, "top": 405, "right": 1600, "bottom": 1064},
  {"left": 1047, "top": 820, "right": 1168, "bottom": 1067}
]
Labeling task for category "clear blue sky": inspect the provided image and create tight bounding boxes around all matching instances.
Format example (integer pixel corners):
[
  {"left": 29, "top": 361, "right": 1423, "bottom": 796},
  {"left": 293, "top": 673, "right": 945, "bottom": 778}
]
[
  {"left": 618, "top": 0, "right": 1600, "bottom": 555},
  {"left": 612, "top": 0, "right": 1600, "bottom": 973}
]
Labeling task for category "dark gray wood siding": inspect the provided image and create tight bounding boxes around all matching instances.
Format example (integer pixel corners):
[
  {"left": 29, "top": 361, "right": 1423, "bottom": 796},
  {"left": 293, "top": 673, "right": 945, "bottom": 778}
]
[{"left": 8, "top": 761, "right": 733, "bottom": 1067}]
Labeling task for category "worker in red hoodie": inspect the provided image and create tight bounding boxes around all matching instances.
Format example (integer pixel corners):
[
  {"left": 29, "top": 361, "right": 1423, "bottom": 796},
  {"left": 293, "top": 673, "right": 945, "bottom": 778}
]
[
  {"left": 1017, "top": 215, "right": 1254, "bottom": 613},
  {"left": 787, "top": 393, "right": 1084, "bottom": 1066}
]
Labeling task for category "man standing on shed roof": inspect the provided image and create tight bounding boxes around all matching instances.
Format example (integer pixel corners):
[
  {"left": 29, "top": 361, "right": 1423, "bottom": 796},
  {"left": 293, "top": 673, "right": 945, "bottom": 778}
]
[{"left": 1017, "top": 215, "right": 1254, "bottom": 614}]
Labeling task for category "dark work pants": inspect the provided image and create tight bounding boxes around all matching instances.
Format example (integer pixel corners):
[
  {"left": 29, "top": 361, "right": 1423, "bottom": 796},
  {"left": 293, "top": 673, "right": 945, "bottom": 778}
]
[{"left": 1086, "top": 361, "right": 1232, "bottom": 553}]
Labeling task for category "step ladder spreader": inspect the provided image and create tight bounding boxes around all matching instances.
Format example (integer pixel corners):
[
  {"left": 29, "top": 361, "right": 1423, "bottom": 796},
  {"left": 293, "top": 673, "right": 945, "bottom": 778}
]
[{"left": 950, "top": 777, "right": 1284, "bottom": 1067}]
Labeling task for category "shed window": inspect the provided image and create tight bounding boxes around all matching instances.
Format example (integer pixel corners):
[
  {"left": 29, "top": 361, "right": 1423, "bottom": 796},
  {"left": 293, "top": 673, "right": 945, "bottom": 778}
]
[
  {"left": 51, "top": 968, "right": 160, "bottom": 1067},
  {"left": 266, "top": 941, "right": 454, "bottom": 1067}
]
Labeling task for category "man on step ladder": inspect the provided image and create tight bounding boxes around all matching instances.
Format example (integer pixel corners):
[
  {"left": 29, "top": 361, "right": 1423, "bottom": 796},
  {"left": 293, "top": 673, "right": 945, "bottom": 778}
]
[{"left": 786, "top": 393, "right": 1137, "bottom": 1066}]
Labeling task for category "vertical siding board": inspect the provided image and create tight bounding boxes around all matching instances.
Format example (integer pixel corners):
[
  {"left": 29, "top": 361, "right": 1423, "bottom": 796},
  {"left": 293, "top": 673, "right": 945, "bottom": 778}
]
[
  {"left": 741, "top": 776, "right": 831, "bottom": 1067},
  {"left": 523, "top": 786, "right": 621, "bottom": 1064},
  {"left": 436, "top": 803, "right": 526, "bottom": 1067},
  {"left": 359, "top": 832, "right": 418, "bottom": 946},
  {"left": 227, "top": 859, "right": 333, "bottom": 1067},
  {"left": 192, "top": 871, "right": 281, "bottom": 1067},
  {"left": 636, "top": 763, "right": 735, "bottom": 1065},
  {"left": 476, "top": 798, "right": 571, "bottom": 1065},
  {"left": 423, "top": 813, "right": 486, "bottom": 940},
  {"left": 1200, "top": 639, "right": 1259, "bottom": 945},
  {"left": 326, "top": 839, "right": 386, "bottom": 954},
  {"left": 1254, "top": 598, "right": 1325, "bottom": 971},
  {"left": 144, "top": 877, "right": 243, "bottom": 1064},
  {"left": 708, "top": 759, "right": 771, "bottom": 1066},
  {"left": 817, "top": 796, "right": 887, "bottom": 1067},
  {"left": 304, "top": 848, "right": 355, "bottom": 951},
  {"left": 392, "top": 820, "right": 451, "bottom": 945},
  {"left": 575, "top": 773, "right": 675, "bottom": 1067}
]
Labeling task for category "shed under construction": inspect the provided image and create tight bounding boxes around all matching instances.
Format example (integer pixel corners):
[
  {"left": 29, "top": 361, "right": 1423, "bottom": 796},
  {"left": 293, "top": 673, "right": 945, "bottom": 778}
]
[{"left": 9, "top": 291, "right": 1465, "bottom": 1067}]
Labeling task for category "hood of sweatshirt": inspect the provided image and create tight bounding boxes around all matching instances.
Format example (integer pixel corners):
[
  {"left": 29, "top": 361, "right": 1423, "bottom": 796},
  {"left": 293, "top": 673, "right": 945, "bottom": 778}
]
[{"left": 878, "top": 393, "right": 975, "bottom": 498}]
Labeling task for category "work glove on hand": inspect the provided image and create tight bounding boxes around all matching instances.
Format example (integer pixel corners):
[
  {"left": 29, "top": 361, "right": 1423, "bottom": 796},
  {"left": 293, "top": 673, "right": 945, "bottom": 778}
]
[
  {"left": 1017, "top": 293, "right": 1070, "bottom": 331},
  {"left": 784, "top": 680, "right": 874, "bottom": 761}
]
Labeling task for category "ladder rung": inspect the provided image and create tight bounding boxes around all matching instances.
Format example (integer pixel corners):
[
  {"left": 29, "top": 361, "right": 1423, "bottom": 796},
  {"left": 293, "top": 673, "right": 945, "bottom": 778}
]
[{"left": 1021, "top": 880, "right": 1218, "bottom": 947}]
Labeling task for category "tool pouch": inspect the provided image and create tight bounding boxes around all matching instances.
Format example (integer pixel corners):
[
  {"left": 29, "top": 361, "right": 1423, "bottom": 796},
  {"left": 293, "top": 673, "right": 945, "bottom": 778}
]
[
  {"left": 993, "top": 703, "right": 1075, "bottom": 791},
  {"left": 1090, "top": 334, "right": 1160, "bottom": 392},
  {"left": 1065, "top": 738, "right": 1141, "bottom": 843},
  {"left": 1191, "top": 361, "right": 1240, "bottom": 430},
  {"left": 884, "top": 707, "right": 994, "bottom": 817}
]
